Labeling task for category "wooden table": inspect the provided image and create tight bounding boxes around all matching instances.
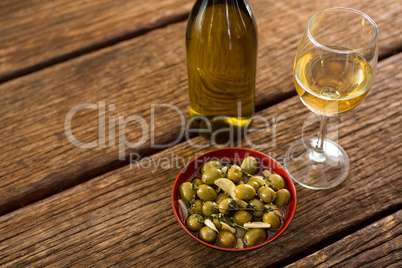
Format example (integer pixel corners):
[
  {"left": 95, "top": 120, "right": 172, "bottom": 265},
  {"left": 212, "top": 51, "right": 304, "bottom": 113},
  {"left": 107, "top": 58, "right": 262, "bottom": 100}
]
[{"left": 0, "top": 0, "right": 401, "bottom": 266}]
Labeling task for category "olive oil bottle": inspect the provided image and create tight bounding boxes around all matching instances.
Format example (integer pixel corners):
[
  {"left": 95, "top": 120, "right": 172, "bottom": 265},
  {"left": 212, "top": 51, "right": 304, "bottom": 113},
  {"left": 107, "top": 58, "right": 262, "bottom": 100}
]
[{"left": 186, "top": 0, "right": 257, "bottom": 143}]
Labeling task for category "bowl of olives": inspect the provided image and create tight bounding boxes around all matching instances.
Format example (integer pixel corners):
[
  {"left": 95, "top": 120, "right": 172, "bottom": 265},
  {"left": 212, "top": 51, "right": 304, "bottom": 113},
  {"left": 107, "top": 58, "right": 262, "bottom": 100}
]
[{"left": 171, "top": 147, "right": 297, "bottom": 251}]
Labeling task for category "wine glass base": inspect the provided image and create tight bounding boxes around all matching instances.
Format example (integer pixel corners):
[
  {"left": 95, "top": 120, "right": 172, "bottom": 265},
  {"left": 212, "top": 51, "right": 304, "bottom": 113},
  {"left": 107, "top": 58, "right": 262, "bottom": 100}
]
[{"left": 283, "top": 138, "right": 350, "bottom": 190}]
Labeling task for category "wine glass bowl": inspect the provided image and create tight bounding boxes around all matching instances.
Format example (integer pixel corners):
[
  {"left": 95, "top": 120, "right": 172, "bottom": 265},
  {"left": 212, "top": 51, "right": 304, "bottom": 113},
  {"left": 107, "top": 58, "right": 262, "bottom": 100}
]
[{"left": 284, "top": 8, "right": 378, "bottom": 189}]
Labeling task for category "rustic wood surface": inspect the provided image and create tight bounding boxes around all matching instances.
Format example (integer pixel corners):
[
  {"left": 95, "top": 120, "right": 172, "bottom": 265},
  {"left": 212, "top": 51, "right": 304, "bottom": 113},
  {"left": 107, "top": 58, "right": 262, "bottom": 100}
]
[
  {"left": 285, "top": 210, "right": 402, "bottom": 268},
  {"left": 1, "top": 0, "right": 401, "bottom": 216},
  {"left": 0, "top": 53, "right": 400, "bottom": 267},
  {"left": 1, "top": 0, "right": 401, "bottom": 82},
  {"left": 0, "top": 0, "right": 192, "bottom": 82}
]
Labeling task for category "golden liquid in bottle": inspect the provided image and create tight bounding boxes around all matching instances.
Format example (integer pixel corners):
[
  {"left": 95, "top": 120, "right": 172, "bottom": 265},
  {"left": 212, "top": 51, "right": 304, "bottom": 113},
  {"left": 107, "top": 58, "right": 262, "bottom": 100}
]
[
  {"left": 186, "top": 0, "right": 257, "bottom": 143},
  {"left": 294, "top": 48, "right": 373, "bottom": 116}
]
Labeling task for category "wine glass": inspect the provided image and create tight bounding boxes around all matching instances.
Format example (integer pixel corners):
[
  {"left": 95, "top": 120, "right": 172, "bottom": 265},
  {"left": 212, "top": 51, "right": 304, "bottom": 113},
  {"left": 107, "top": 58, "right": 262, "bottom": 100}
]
[{"left": 283, "top": 8, "right": 378, "bottom": 189}]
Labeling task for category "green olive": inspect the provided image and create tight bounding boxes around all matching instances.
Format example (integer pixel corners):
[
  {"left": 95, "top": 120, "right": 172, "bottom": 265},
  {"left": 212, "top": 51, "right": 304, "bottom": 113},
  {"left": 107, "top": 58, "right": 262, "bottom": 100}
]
[
  {"left": 217, "top": 231, "right": 236, "bottom": 248},
  {"left": 213, "top": 218, "right": 222, "bottom": 230},
  {"left": 263, "top": 211, "right": 281, "bottom": 229},
  {"left": 244, "top": 228, "right": 267, "bottom": 247},
  {"left": 197, "top": 184, "right": 217, "bottom": 201},
  {"left": 202, "top": 168, "right": 223, "bottom": 185},
  {"left": 186, "top": 214, "right": 204, "bottom": 232},
  {"left": 241, "top": 156, "right": 258, "bottom": 175},
  {"left": 201, "top": 161, "right": 221, "bottom": 173},
  {"left": 257, "top": 186, "right": 277, "bottom": 204},
  {"left": 248, "top": 199, "right": 265, "bottom": 217},
  {"left": 202, "top": 201, "right": 219, "bottom": 217},
  {"left": 233, "top": 210, "right": 253, "bottom": 226},
  {"left": 199, "top": 226, "right": 217, "bottom": 244},
  {"left": 246, "top": 177, "right": 262, "bottom": 191},
  {"left": 192, "top": 178, "right": 203, "bottom": 187},
  {"left": 218, "top": 198, "right": 237, "bottom": 215},
  {"left": 216, "top": 193, "right": 229, "bottom": 204},
  {"left": 268, "top": 174, "right": 285, "bottom": 190},
  {"left": 234, "top": 184, "right": 256, "bottom": 200},
  {"left": 179, "top": 182, "right": 195, "bottom": 204},
  {"left": 227, "top": 165, "right": 243, "bottom": 183},
  {"left": 264, "top": 203, "right": 283, "bottom": 218},
  {"left": 274, "top": 189, "right": 291, "bottom": 207},
  {"left": 191, "top": 199, "right": 203, "bottom": 213}
]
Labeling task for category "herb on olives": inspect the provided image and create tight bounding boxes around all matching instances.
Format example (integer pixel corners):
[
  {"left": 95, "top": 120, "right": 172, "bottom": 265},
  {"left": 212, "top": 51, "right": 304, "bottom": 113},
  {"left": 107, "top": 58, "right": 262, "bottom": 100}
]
[
  {"left": 218, "top": 198, "right": 238, "bottom": 215},
  {"left": 186, "top": 214, "right": 204, "bottom": 232},
  {"left": 177, "top": 157, "right": 292, "bottom": 249},
  {"left": 248, "top": 199, "right": 265, "bottom": 217}
]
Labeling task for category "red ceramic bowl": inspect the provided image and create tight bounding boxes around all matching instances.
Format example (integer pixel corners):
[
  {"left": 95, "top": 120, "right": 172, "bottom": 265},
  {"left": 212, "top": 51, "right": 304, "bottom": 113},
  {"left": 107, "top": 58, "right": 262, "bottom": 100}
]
[{"left": 171, "top": 147, "right": 297, "bottom": 251}]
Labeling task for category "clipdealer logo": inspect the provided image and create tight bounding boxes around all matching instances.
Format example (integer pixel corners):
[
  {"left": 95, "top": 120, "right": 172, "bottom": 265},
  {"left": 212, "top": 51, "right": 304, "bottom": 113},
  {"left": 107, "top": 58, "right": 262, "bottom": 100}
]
[{"left": 64, "top": 101, "right": 297, "bottom": 170}]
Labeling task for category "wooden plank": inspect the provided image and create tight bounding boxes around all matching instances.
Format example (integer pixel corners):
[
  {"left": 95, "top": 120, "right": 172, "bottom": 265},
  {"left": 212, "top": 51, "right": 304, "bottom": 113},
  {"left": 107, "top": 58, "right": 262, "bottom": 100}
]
[
  {"left": 285, "top": 210, "right": 402, "bottom": 268},
  {"left": 0, "top": 0, "right": 192, "bottom": 81},
  {"left": 1, "top": 0, "right": 400, "bottom": 82},
  {"left": 0, "top": 0, "right": 401, "bottom": 216},
  {"left": 0, "top": 52, "right": 400, "bottom": 267}
]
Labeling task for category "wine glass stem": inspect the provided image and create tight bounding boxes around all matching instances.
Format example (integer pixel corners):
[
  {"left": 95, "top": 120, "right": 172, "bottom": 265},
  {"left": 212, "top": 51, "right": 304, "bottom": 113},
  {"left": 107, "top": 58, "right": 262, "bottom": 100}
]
[{"left": 316, "top": 115, "right": 328, "bottom": 153}]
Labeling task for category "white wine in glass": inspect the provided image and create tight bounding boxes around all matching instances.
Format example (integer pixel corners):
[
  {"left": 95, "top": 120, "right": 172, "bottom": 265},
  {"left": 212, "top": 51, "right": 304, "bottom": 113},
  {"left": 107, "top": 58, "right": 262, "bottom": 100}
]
[{"left": 284, "top": 8, "right": 378, "bottom": 189}]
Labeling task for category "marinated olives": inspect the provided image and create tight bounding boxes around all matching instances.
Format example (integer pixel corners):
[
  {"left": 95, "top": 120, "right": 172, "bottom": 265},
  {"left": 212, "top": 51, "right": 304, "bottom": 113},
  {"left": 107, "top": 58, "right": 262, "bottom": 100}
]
[{"left": 177, "top": 156, "right": 292, "bottom": 249}]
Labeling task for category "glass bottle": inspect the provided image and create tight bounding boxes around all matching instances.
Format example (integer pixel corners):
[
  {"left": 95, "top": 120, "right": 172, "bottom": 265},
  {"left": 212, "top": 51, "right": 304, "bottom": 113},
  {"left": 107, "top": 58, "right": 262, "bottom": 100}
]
[{"left": 186, "top": 0, "right": 258, "bottom": 144}]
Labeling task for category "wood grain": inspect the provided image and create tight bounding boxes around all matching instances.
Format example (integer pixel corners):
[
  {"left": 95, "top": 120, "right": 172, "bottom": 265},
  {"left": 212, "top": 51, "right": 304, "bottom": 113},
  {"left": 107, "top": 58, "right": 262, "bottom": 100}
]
[
  {"left": 0, "top": 0, "right": 192, "bottom": 82},
  {"left": 0, "top": 0, "right": 401, "bottom": 215},
  {"left": 285, "top": 210, "right": 402, "bottom": 268},
  {"left": 0, "top": 52, "right": 400, "bottom": 267}
]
